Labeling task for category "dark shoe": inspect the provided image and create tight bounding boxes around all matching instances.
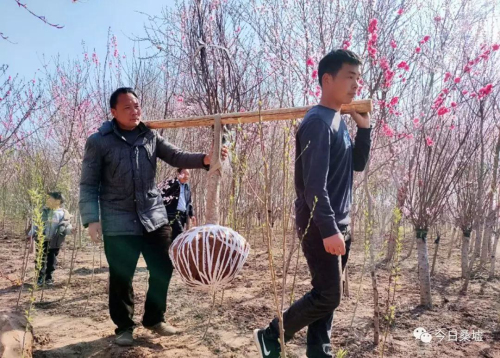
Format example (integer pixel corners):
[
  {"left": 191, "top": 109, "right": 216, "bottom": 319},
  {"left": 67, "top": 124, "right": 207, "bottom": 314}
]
[
  {"left": 253, "top": 329, "right": 281, "bottom": 358},
  {"left": 36, "top": 278, "right": 44, "bottom": 287},
  {"left": 45, "top": 278, "right": 54, "bottom": 286},
  {"left": 144, "top": 322, "right": 178, "bottom": 336},
  {"left": 115, "top": 330, "right": 133, "bottom": 346}
]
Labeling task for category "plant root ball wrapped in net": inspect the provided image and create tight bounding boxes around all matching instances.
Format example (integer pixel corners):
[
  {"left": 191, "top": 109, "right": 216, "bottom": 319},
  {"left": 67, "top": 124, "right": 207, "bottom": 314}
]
[{"left": 168, "top": 224, "right": 250, "bottom": 291}]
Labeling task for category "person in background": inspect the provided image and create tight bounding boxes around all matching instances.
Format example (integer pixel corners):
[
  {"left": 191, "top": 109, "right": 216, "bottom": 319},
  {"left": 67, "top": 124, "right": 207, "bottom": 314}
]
[
  {"left": 160, "top": 168, "right": 197, "bottom": 240},
  {"left": 27, "top": 191, "right": 72, "bottom": 287}
]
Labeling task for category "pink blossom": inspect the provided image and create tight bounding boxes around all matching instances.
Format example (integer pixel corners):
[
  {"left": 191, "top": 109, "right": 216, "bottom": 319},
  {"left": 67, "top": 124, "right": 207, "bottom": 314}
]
[
  {"left": 415, "top": 47, "right": 421, "bottom": 53},
  {"left": 390, "top": 39, "right": 397, "bottom": 49},
  {"left": 426, "top": 137, "right": 434, "bottom": 146},
  {"left": 464, "top": 65, "right": 471, "bottom": 72},
  {"left": 454, "top": 77, "right": 461, "bottom": 83},
  {"left": 434, "top": 16, "right": 442, "bottom": 22},
  {"left": 437, "top": 107, "right": 449, "bottom": 116},
  {"left": 382, "top": 122, "right": 394, "bottom": 137},
  {"left": 471, "top": 93, "right": 477, "bottom": 98},
  {"left": 368, "top": 18, "right": 378, "bottom": 33},
  {"left": 444, "top": 72, "right": 452, "bottom": 82},
  {"left": 451, "top": 102, "right": 457, "bottom": 108},
  {"left": 397, "top": 8, "right": 404, "bottom": 15},
  {"left": 379, "top": 57, "right": 390, "bottom": 70},
  {"left": 462, "top": 90, "right": 468, "bottom": 95},
  {"left": 342, "top": 40, "right": 351, "bottom": 49},
  {"left": 384, "top": 70, "right": 395, "bottom": 87},
  {"left": 493, "top": 44, "right": 500, "bottom": 51},
  {"left": 306, "top": 57, "right": 315, "bottom": 67},
  {"left": 389, "top": 97, "right": 399, "bottom": 106},
  {"left": 478, "top": 83, "right": 493, "bottom": 98},
  {"left": 423, "top": 35, "right": 431, "bottom": 42},
  {"left": 433, "top": 96, "right": 444, "bottom": 109},
  {"left": 397, "top": 61, "right": 409, "bottom": 71},
  {"left": 413, "top": 118, "right": 420, "bottom": 127},
  {"left": 450, "top": 125, "right": 456, "bottom": 130},
  {"left": 312, "top": 70, "right": 318, "bottom": 79}
]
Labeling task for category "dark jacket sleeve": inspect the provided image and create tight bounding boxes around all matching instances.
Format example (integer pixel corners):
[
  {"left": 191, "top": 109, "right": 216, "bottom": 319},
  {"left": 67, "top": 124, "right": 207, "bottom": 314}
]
[
  {"left": 79, "top": 134, "right": 102, "bottom": 227},
  {"left": 299, "top": 119, "right": 339, "bottom": 238},
  {"left": 156, "top": 133, "right": 209, "bottom": 170},
  {"left": 352, "top": 127, "right": 372, "bottom": 172}
]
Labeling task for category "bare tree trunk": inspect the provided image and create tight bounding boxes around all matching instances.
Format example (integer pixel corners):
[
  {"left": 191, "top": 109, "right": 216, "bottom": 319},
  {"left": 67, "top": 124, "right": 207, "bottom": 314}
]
[
  {"left": 386, "top": 217, "right": 397, "bottom": 263},
  {"left": 461, "top": 230, "right": 471, "bottom": 279},
  {"left": 490, "top": 231, "right": 499, "bottom": 279},
  {"left": 431, "top": 234, "right": 440, "bottom": 276},
  {"left": 205, "top": 115, "right": 223, "bottom": 225},
  {"left": 416, "top": 229, "right": 432, "bottom": 308},
  {"left": 447, "top": 227, "right": 457, "bottom": 259},
  {"left": 480, "top": 226, "right": 492, "bottom": 269}
]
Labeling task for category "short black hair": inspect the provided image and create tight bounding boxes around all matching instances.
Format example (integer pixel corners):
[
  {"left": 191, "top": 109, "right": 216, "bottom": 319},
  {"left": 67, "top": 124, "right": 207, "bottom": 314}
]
[
  {"left": 318, "top": 49, "right": 362, "bottom": 86},
  {"left": 48, "top": 191, "right": 65, "bottom": 204},
  {"left": 109, "top": 87, "right": 138, "bottom": 109},
  {"left": 177, "top": 168, "right": 189, "bottom": 174}
]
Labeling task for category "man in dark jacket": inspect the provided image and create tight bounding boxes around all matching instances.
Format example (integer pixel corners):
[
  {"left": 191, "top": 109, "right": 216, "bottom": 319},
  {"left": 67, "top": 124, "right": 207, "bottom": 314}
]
[
  {"left": 161, "top": 168, "right": 196, "bottom": 240},
  {"left": 253, "top": 50, "right": 372, "bottom": 358},
  {"left": 79, "top": 87, "right": 227, "bottom": 346}
]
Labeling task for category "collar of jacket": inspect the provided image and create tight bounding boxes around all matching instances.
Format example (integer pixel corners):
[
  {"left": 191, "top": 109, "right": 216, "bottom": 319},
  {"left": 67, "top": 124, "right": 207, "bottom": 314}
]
[{"left": 98, "top": 119, "right": 154, "bottom": 141}]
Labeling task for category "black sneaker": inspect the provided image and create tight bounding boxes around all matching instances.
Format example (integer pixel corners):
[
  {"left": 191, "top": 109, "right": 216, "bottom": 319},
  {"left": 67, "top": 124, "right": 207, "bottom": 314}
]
[
  {"left": 36, "top": 278, "right": 44, "bottom": 287},
  {"left": 253, "top": 329, "right": 281, "bottom": 358},
  {"left": 45, "top": 279, "right": 54, "bottom": 286}
]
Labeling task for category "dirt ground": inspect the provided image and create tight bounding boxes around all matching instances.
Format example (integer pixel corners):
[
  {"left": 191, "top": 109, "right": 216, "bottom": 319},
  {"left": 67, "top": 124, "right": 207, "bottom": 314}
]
[{"left": 1, "top": 228, "right": 499, "bottom": 358}]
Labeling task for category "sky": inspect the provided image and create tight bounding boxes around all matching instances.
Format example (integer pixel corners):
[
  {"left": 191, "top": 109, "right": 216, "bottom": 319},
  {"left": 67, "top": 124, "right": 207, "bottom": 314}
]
[{"left": 0, "top": 0, "right": 175, "bottom": 80}]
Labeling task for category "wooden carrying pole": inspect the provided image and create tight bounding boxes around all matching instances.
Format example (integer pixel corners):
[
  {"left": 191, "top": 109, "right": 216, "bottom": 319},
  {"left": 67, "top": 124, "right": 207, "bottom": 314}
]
[{"left": 145, "top": 99, "right": 372, "bottom": 129}]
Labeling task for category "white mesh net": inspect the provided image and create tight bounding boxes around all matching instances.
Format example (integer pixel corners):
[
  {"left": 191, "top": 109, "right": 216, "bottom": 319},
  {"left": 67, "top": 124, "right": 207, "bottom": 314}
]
[{"left": 168, "top": 224, "right": 250, "bottom": 292}]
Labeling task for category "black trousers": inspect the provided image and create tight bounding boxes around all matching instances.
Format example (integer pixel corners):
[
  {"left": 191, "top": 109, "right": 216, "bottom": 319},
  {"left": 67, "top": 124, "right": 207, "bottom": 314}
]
[
  {"left": 103, "top": 224, "right": 173, "bottom": 334},
  {"left": 37, "top": 241, "right": 60, "bottom": 281},
  {"left": 168, "top": 211, "right": 187, "bottom": 240},
  {"left": 267, "top": 224, "right": 352, "bottom": 358}
]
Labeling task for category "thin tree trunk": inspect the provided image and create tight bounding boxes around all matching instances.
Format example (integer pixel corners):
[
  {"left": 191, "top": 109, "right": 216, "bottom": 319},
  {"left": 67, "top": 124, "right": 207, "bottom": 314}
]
[
  {"left": 480, "top": 226, "right": 492, "bottom": 269},
  {"left": 461, "top": 231, "right": 471, "bottom": 279},
  {"left": 447, "top": 227, "right": 456, "bottom": 259},
  {"left": 490, "top": 231, "right": 499, "bottom": 279},
  {"left": 431, "top": 234, "right": 440, "bottom": 276},
  {"left": 473, "top": 223, "right": 484, "bottom": 258},
  {"left": 416, "top": 229, "right": 432, "bottom": 308}
]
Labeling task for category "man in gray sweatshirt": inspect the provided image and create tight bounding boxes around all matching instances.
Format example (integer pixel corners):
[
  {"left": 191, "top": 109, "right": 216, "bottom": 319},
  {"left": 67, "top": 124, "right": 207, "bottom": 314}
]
[{"left": 254, "top": 49, "right": 372, "bottom": 358}]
